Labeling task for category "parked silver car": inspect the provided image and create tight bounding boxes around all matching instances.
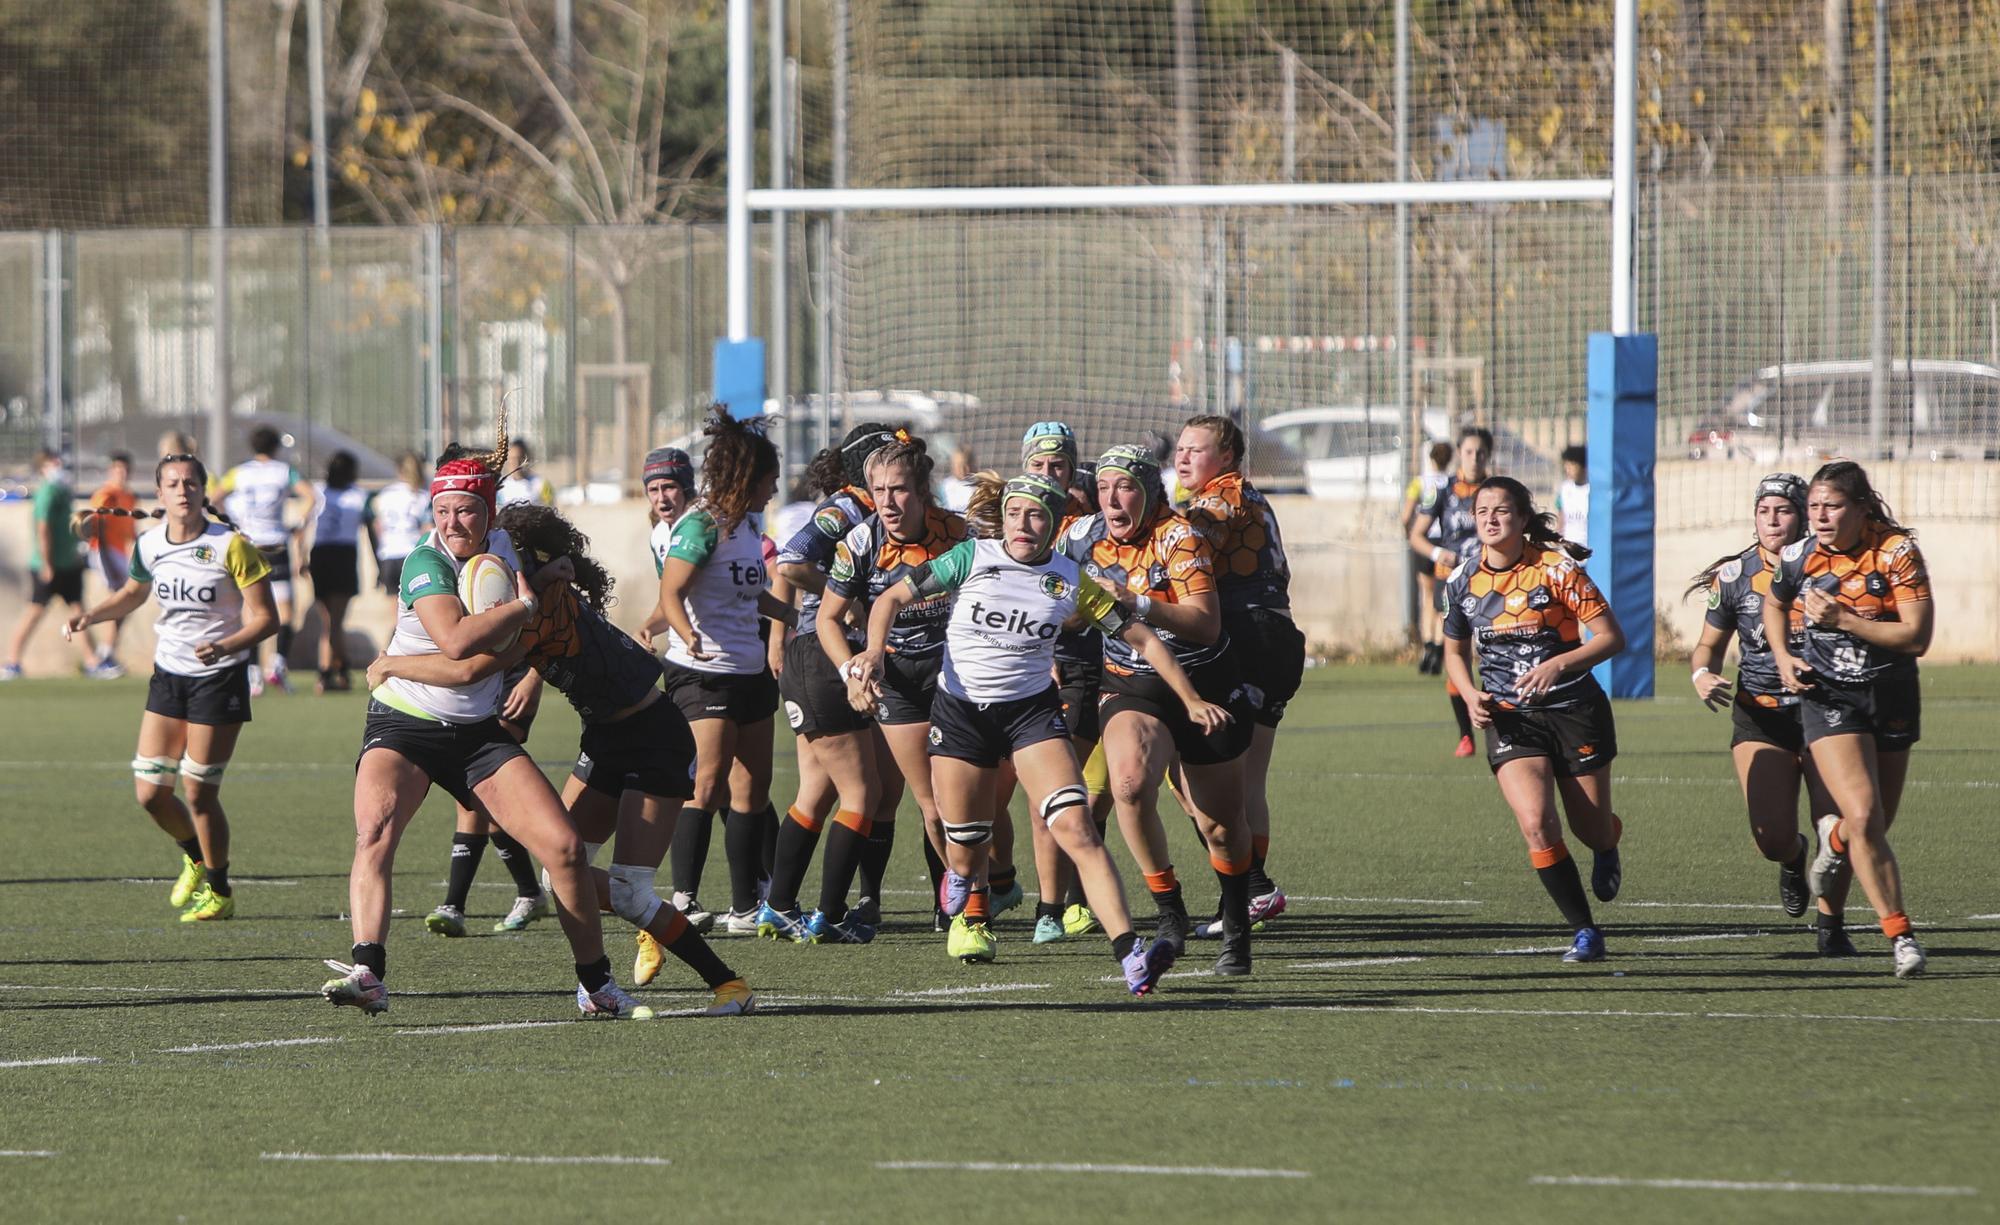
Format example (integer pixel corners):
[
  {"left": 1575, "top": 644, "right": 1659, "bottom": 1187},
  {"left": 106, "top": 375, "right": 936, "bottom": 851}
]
[{"left": 1686, "top": 359, "right": 2000, "bottom": 463}]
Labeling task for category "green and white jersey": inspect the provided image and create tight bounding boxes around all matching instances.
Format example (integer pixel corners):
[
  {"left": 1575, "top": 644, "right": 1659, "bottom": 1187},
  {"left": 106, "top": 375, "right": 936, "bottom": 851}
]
[
  {"left": 129, "top": 522, "right": 272, "bottom": 677},
  {"left": 377, "top": 529, "right": 522, "bottom": 723},
  {"left": 921, "top": 538, "right": 1129, "bottom": 704},
  {"left": 659, "top": 503, "right": 766, "bottom": 675},
  {"left": 217, "top": 458, "right": 301, "bottom": 549}
]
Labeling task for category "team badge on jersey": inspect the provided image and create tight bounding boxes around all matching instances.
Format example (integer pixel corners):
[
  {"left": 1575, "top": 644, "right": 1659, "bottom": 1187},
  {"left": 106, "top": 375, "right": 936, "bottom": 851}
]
[
  {"left": 1039, "top": 573, "right": 1069, "bottom": 599},
  {"left": 194, "top": 545, "right": 215, "bottom": 563},
  {"left": 814, "top": 508, "right": 847, "bottom": 539}
]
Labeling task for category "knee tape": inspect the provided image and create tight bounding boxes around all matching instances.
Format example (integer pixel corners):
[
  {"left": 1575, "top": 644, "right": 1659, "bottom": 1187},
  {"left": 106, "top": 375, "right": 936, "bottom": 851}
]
[
  {"left": 179, "top": 756, "right": 226, "bottom": 785},
  {"left": 943, "top": 820, "right": 994, "bottom": 847},
  {"left": 607, "top": 864, "right": 664, "bottom": 929},
  {"left": 1039, "top": 784, "right": 1090, "bottom": 830},
  {"left": 132, "top": 756, "right": 180, "bottom": 784}
]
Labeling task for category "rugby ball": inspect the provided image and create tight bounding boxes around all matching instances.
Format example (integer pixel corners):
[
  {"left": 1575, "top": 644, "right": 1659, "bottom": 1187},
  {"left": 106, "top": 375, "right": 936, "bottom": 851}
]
[{"left": 457, "top": 552, "right": 522, "bottom": 649}]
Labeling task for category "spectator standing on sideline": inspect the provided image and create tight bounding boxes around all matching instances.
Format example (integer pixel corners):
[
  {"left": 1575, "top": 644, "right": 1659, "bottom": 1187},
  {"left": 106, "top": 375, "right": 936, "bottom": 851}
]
[
  {"left": 498, "top": 438, "right": 554, "bottom": 508},
  {"left": 3, "top": 449, "right": 94, "bottom": 678},
  {"left": 81, "top": 451, "right": 140, "bottom": 677},
  {"left": 936, "top": 445, "right": 976, "bottom": 513},
  {"left": 1556, "top": 444, "right": 1589, "bottom": 550}
]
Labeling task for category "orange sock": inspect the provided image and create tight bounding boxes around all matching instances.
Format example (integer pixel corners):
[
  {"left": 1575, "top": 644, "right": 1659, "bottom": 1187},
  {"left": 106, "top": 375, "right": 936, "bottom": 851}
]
[
  {"left": 1880, "top": 911, "right": 1912, "bottom": 940},
  {"left": 789, "top": 805, "right": 825, "bottom": 833},
  {"left": 1209, "top": 850, "right": 1250, "bottom": 876},
  {"left": 655, "top": 910, "right": 689, "bottom": 944},
  {"left": 1143, "top": 868, "right": 1178, "bottom": 894},
  {"left": 1529, "top": 843, "right": 1571, "bottom": 870},
  {"left": 834, "top": 808, "right": 873, "bottom": 837},
  {"left": 965, "top": 890, "right": 991, "bottom": 922},
  {"left": 1827, "top": 822, "right": 1848, "bottom": 856},
  {"left": 1251, "top": 835, "right": 1270, "bottom": 859}
]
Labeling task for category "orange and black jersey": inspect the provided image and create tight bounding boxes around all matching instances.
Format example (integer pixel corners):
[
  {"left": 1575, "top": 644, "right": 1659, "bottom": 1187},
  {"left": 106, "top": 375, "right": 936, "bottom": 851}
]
[
  {"left": 1770, "top": 523, "right": 1929, "bottom": 685},
  {"left": 1053, "top": 506, "right": 1103, "bottom": 668},
  {"left": 517, "top": 580, "right": 664, "bottom": 724},
  {"left": 1182, "top": 472, "right": 1291, "bottom": 612},
  {"left": 1702, "top": 545, "right": 1805, "bottom": 707},
  {"left": 1059, "top": 507, "right": 1225, "bottom": 676},
  {"left": 827, "top": 505, "right": 969, "bottom": 659},
  {"left": 1442, "top": 547, "right": 1609, "bottom": 707},
  {"left": 1419, "top": 474, "right": 1481, "bottom": 578},
  {"left": 775, "top": 485, "right": 875, "bottom": 635}
]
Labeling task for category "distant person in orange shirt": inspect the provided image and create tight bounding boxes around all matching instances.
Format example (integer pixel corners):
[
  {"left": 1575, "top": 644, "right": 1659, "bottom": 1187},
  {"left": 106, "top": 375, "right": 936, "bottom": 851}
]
[{"left": 81, "top": 452, "right": 139, "bottom": 678}]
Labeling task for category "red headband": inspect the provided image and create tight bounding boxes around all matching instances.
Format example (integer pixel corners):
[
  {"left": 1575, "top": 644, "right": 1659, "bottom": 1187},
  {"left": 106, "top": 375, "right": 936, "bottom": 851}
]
[{"left": 431, "top": 459, "right": 498, "bottom": 515}]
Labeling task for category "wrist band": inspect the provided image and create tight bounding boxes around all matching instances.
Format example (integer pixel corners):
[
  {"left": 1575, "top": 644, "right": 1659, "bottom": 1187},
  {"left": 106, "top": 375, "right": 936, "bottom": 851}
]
[
  {"left": 516, "top": 593, "right": 539, "bottom": 618},
  {"left": 1692, "top": 666, "right": 1711, "bottom": 681},
  {"left": 1429, "top": 545, "right": 1443, "bottom": 564},
  {"left": 1134, "top": 594, "right": 1154, "bottom": 621}
]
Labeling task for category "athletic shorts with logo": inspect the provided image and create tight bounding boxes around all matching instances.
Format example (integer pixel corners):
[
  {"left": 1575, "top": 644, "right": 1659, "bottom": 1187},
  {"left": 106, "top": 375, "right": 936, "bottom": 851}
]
[
  {"left": 929, "top": 685, "right": 1070, "bottom": 769},
  {"left": 257, "top": 544, "right": 292, "bottom": 582},
  {"left": 1730, "top": 692, "right": 1804, "bottom": 754},
  {"left": 779, "top": 632, "right": 870, "bottom": 737},
  {"left": 1099, "top": 656, "right": 1255, "bottom": 766},
  {"left": 572, "top": 698, "right": 698, "bottom": 800},
  {"left": 663, "top": 658, "right": 779, "bottom": 725},
  {"left": 1057, "top": 658, "right": 1102, "bottom": 743},
  {"left": 1800, "top": 669, "right": 1920, "bottom": 751},
  {"left": 357, "top": 699, "right": 525, "bottom": 807},
  {"left": 146, "top": 667, "right": 253, "bottom": 726},
  {"left": 1224, "top": 607, "right": 1305, "bottom": 727},
  {"left": 874, "top": 653, "right": 937, "bottom": 726},
  {"left": 1482, "top": 680, "right": 1617, "bottom": 777}
]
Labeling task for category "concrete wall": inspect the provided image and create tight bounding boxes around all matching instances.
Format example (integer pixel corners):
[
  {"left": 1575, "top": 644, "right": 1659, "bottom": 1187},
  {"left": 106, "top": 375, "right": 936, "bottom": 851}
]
[{"left": 4, "top": 461, "right": 1993, "bottom": 674}]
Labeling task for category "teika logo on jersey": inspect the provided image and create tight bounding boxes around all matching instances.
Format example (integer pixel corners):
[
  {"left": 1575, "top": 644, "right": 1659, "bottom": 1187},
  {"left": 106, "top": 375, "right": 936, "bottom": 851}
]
[
  {"left": 728, "top": 559, "right": 765, "bottom": 588},
  {"left": 158, "top": 576, "right": 219, "bottom": 603},
  {"left": 967, "top": 599, "right": 1059, "bottom": 641}
]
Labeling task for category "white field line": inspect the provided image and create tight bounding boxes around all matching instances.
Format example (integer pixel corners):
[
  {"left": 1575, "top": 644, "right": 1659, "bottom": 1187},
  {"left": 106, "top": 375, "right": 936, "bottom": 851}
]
[
  {"left": 393, "top": 1020, "right": 572, "bottom": 1036},
  {"left": 1970, "top": 914, "right": 2000, "bottom": 921},
  {"left": 1289, "top": 895, "right": 1482, "bottom": 906},
  {"left": 1278, "top": 1003, "right": 2000, "bottom": 1026},
  {"left": 0, "top": 1056, "right": 100, "bottom": 1069},
  {"left": 161, "top": 1037, "right": 342, "bottom": 1054},
  {"left": 887, "top": 983, "right": 1051, "bottom": 998},
  {"left": 0, "top": 985, "right": 309, "bottom": 996},
  {"left": 261, "top": 1151, "right": 669, "bottom": 1167},
  {"left": 1531, "top": 1174, "right": 1976, "bottom": 1197},
  {"left": 116, "top": 877, "right": 298, "bottom": 887},
  {"left": 877, "top": 1160, "right": 1309, "bottom": 1180},
  {"left": 1639, "top": 932, "right": 1766, "bottom": 944},
  {"left": 1493, "top": 945, "right": 1575, "bottom": 955},
  {"left": 0, "top": 1150, "right": 59, "bottom": 1158},
  {"left": 1288, "top": 956, "right": 1429, "bottom": 970}
]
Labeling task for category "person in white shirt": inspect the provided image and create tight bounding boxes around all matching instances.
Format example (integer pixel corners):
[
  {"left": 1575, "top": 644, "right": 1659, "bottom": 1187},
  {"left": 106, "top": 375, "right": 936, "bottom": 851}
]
[
  {"left": 363, "top": 452, "right": 429, "bottom": 595},
  {"left": 497, "top": 437, "right": 555, "bottom": 508},
  {"left": 307, "top": 451, "right": 370, "bottom": 693},
  {"left": 935, "top": 444, "right": 976, "bottom": 513},
  {"left": 1556, "top": 444, "right": 1590, "bottom": 550},
  {"left": 216, "top": 426, "right": 316, "bottom": 692}
]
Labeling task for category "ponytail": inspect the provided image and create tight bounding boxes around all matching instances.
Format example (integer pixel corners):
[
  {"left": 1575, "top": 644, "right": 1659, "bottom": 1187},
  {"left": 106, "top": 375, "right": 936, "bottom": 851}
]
[
  {"left": 962, "top": 470, "right": 1007, "bottom": 540},
  {"left": 1685, "top": 547, "right": 1750, "bottom": 601}
]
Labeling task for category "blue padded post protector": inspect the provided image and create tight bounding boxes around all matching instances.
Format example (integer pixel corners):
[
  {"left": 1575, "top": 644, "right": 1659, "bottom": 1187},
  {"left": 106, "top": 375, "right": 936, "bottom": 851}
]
[
  {"left": 1586, "top": 331, "right": 1657, "bottom": 699},
  {"left": 712, "top": 338, "right": 768, "bottom": 420}
]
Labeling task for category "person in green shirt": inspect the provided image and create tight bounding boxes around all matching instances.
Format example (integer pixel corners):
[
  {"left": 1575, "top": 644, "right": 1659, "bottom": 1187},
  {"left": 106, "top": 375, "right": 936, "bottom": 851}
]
[{"left": 3, "top": 449, "right": 96, "bottom": 678}]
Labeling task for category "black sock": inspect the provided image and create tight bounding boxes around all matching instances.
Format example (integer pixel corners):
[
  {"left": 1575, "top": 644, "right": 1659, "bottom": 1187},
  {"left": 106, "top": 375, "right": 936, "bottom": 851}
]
[
  {"left": 1450, "top": 694, "right": 1474, "bottom": 739},
  {"left": 176, "top": 837, "right": 204, "bottom": 863},
  {"left": 1111, "top": 931, "right": 1138, "bottom": 961},
  {"left": 206, "top": 864, "right": 232, "bottom": 898},
  {"left": 1150, "top": 884, "right": 1188, "bottom": 919},
  {"left": 665, "top": 925, "right": 736, "bottom": 989},
  {"left": 1035, "top": 900, "right": 1062, "bottom": 923},
  {"left": 1783, "top": 833, "right": 1808, "bottom": 872},
  {"left": 860, "top": 821, "right": 896, "bottom": 902},
  {"left": 275, "top": 625, "right": 295, "bottom": 659},
  {"left": 817, "top": 819, "right": 867, "bottom": 923},
  {"left": 1217, "top": 868, "right": 1251, "bottom": 934},
  {"left": 723, "top": 810, "right": 764, "bottom": 914},
  {"left": 490, "top": 831, "right": 541, "bottom": 898},
  {"left": 1248, "top": 850, "right": 1277, "bottom": 898},
  {"left": 922, "top": 835, "right": 948, "bottom": 907},
  {"left": 444, "top": 832, "right": 489, "bottom": 911},
  {"left": 767, "top": 811, "right": 822, "bottom": 913},
  {"left": 351, "top": 941, "right": 386, "bottom": 979},
  {"left": 575, "top": 955, "right": 612, "bottom": 993},
  {"left": 670, "top": 807, "right": 713, "bottom": 899},
  {"left": 759, "top": 803, "right": 779, "bottom": 877},
  {"left": 1816, "top": 911, "right": 1844, "bottom": 931},
  {"left": 1535, "top": 853, "right": 1596, "bottom": 930},
  {"left": 990, "top": 862, "right": 1017, "bottom": 897}
]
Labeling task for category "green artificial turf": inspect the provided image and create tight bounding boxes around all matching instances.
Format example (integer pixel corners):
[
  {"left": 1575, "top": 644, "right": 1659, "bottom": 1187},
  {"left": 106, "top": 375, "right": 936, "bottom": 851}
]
[{"left": 0, "top": 664, "right": 1994, "bottom": 1222}]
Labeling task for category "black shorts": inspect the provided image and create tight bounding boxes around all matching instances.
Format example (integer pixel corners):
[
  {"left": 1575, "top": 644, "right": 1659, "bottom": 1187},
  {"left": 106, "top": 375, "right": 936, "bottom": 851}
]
[
  {"left": 1484, "top": 681, "right": 1617, "bottom": 778},
  {"left": 257, "top": 544, "right": 292, "bottom": 582},
  {"left": 928, "top": 685, "right": 1070, "bottom": 769},
  {"left": 573, "top": 697, "right": 698, "bottom": 800},
  {"left": 308, "top": 543, "right": 360, "bottom": 599},
  {"left": 1224, "top": 607, "right": 1306, "bottom": 727},
  {"left": 873, "top": 653, "right": 939, "bottom": 726},
  {"left": 1730, "top": 693, "right": 1805, "bottom": 754},
  {"left": 1100, "top": 656, "right": 1255, "bottom": 767},
  {"left": 1057, "top": 658, "right": 1103, "bottom": 743},
  {"left": 376, "top": 555, "right": 407, "bottom": 594},
  {"left": 779, "top": 633, "right": 871, "bottom": 738},
  {"left": 146, "top": 667, "right": 253, "bottom": 726},
  {"left": 663, "top": 658, "right": 780, "bottom": 726},
  {"left": 357, "top": 699, "right": 525, "bottom": 808},
  {"left": 496, "top": 663, "right": 540, "bottom": 739},
  {"left": 30, "top": 566, "right": 84, "bottom": 607},
  {"left": 1801, "top": 670, "right": 1921, "bottom": 752}
]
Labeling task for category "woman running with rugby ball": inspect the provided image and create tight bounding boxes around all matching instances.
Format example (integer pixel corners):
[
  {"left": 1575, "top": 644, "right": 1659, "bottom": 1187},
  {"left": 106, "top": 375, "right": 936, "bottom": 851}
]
[
  {"left": 322, "top": 430, "right": 640, "bottom": 1017},
  {"left": 1440, "top": 477, "right": 1627, "bottom": 963},
  {"left": 1764, "top": 461, "right": 1932, "bottom": 978},
  {"left": 849, "top": 472, "right": 1203, "bottom": 989},
  {"left": 66, "top": 454, "right": 278, "bottom": 921}
]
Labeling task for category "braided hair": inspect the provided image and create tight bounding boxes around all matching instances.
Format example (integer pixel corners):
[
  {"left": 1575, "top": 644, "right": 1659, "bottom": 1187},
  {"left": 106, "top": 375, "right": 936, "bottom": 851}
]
[
  {"left": 495, "top": 503, "right": 615, "bottom": 612},
  {"left": 699, "top": 405, "right": 780, "bottom": 531},
  {"left": 76, "top": 453, "right": 239, "bottom": 535},
  {"left": 1475, "top": 476, "right": 1590, "bottom": 563}
]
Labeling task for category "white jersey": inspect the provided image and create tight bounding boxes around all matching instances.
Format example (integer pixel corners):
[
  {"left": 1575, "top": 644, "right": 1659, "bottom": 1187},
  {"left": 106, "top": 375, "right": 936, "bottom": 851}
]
[
  {"left": 923, "top": 538, "right": 1129, "bottom": 704},
  {"left": 129, "top": 522, "right": 272, "bottom": 678},
  {"left": 657, "top": 504, "right": 767, "bottom": 675},
  {"left": 364, "top": 481, "right": 428, "bottom": 561},
  {"left": 377, "top": 529, "right": 522, "bottom": 723},
  {"left": 498, "top": 472, "right": 554, "bottom": 508},
  {"left": 1557, "top": 479, "right": 1590, "bottom": 548},
  {"left": 217, "top": 458, "right": 302, "bottom": 548},
  {"left": 312, "top": 483, "right": 369, "bottom": 547}
]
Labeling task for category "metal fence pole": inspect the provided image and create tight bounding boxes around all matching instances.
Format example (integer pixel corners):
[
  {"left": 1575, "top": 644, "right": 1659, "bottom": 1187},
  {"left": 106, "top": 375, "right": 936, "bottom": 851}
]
[
  {"left": 41, "top": 230, "right": 63, "bottom": 458},
  {"left": 207, "top": 0, "right": 231, "bottom": 469},
  {"left": 1867, "top": 0, "right": 1889, "bottom": 459},
  {"left": 424, "top": 224, "right": 444, "bottom": 459},
  {"left": 1394, "top": 0, "right": 1413, "bottom": 635}
]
